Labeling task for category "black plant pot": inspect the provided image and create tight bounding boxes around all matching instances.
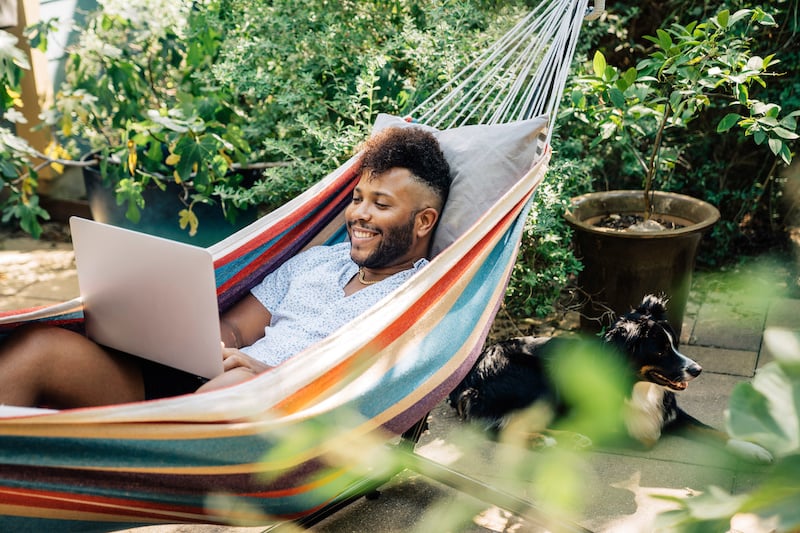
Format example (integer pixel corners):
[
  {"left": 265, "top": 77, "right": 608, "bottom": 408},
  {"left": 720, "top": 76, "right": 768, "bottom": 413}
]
[
  {"left": 563, "top": 190, "right": 720, "bottom": 338},
  {"left": 82, "top": 163, "right": 258, "bottom": 247}
]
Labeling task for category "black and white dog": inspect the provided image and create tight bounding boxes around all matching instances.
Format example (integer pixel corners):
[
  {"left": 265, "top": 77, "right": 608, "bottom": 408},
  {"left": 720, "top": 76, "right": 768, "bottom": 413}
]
[{"left": 449, "top": 295, "right": 772, "bottom": 462}]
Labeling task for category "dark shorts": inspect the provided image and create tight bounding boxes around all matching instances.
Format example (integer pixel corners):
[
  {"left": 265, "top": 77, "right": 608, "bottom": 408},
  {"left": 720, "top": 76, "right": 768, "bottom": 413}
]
[{"left": 139, "top": 358, "right": 209, "bottom": 400}]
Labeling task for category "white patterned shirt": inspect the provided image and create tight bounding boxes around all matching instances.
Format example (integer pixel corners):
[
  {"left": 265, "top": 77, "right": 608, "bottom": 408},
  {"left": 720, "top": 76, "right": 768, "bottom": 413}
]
[{"left": 241, "top": 242, "right": 427, "bottom": 366}]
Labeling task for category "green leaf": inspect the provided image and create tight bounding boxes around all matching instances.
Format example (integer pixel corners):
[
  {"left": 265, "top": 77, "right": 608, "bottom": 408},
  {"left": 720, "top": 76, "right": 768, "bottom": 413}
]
[
  {"left": 608, "top": 87, "right": 626, "bottom": 108},
  {"left": 655, "top": 29, "right": 672, "bottom": 51},
  {"left": 669, "top": 90, "right": 683, "bottom": 112},
  {"left": 750, "top": 8, "right": 776, "bottom": 27},
  {"left": 779, "top": 144, "right": 792, "bottom": 165},
  {"left": 147, "top": 111, "right": 190, "bottom": 133},
  {"left": 773, "top": 127, "right": 799, "bottom": 140},
  {"left": 768, "top": 138, "right": 782, "bottom": 157},
  {"left": 717, "top": 9, "right": 730, "bottom": 28},
  {"left": 592, "top": 50, "right": 606, "bottom": 77},
  {"left": 685, "top": 486, "right": 747, "bottom": 521},
  {"left": 603, "top": 65, "right": 616, "bottom": 83},
  {"left": 728, "top": 362, "right": 800, "bottom": 457},
  {"left": 737, "top": 84, "right": 748, "bottom": 105},
  {"left": 622, "top": 67, "right": 637, "bottom": 87},
  {"left": 717, "top": 113, "right": 741, "bottom": 133},
  {"left": 125, "top": 200, "right": 141, "bottom": 223}
]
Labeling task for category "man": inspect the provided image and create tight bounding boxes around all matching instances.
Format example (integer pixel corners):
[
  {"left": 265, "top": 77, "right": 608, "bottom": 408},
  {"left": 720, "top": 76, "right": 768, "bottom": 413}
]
[{"left": 0, "top": 126, "right": 451, "bottom": 408}]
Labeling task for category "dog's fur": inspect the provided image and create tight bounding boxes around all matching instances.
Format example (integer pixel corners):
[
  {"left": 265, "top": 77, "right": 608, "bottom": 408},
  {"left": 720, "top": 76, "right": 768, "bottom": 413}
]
[{"left": 449, "top": 295, "right": 772, "bottom": 462}]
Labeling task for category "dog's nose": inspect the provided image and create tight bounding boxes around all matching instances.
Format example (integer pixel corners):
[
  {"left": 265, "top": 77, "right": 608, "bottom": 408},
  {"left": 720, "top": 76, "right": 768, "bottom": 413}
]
[{"left": 687, "top": 363, "right": 702, "bottom": 378}]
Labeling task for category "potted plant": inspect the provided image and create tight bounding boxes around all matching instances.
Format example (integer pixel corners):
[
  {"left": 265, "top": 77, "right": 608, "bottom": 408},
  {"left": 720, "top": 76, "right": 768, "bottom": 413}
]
[
  {"left": 562, "top": 7, "right": 799, "bottom": 334},
  {"left": 47, "top": 0, "right": 268, "bottom": 245}
]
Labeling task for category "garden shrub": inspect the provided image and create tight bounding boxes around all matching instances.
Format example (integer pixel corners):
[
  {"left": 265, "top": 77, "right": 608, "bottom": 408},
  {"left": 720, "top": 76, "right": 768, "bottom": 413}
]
[{"left": 558, "top": 0, "right": 799, "bottom": 267}]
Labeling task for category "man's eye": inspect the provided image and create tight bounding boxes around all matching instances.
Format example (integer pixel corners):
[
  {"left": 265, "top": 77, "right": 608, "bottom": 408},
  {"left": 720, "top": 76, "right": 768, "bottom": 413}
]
[
  {"left": 351, "top": 197, "right": 362, "bottom": 204},
  {"left": 375, "top": 202, "right": 389, "bottom": 209}
]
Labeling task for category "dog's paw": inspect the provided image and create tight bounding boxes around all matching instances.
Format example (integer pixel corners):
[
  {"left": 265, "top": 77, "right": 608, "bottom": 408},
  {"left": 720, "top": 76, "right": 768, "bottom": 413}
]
[
  {"left": 525, "top": 432, "right": 558, "bottom": 449},
  {"left": 524, "top": 430, "right": 593, "bottom": 451},
  {"left": 726, "top": 439, "right": 773, "bottom": 464}
]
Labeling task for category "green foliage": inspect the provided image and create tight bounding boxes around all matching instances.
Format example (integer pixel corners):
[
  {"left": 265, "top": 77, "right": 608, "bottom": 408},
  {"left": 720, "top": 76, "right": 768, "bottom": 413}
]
[
  {"left": 656, "top": 327, "right": 800, "bottom": 531},
  {"left": 0, "top": 28, "right": 53, "bottom": 238},
  {"left": 563, "top": 7, "right": 798, "bottom": 219},
  {"left": 3, "top": 0, "right": 533, "bottom": 237},
  {"left": 556, "top": 0, "right": 800, "bottom": 266},
  {"left": 204, "top": 0, "right": 531, "bottom": 211},
  {"left": 49, "top": 0, "right": 256, "bottom": 235},
  {"left": 504, "top": 156, "right": 590, "bottom": 318}
]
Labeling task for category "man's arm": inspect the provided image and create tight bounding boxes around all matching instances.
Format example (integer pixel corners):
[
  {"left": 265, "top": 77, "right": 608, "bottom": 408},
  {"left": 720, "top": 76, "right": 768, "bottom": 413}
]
[{"left": 219, "top": 293, "right": 272, "bottom": 349}]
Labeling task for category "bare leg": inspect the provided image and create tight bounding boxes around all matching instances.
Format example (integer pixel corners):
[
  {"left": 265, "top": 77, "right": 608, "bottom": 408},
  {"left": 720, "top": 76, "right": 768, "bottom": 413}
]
[{"left": 0, "top": 324, "right": 145, "bottom": 408}]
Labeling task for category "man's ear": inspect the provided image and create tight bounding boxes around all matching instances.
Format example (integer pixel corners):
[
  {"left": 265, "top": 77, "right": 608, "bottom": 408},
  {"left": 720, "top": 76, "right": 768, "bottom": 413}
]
[{"left": 415, "top": 207, "right": 439, "bottom": 237}]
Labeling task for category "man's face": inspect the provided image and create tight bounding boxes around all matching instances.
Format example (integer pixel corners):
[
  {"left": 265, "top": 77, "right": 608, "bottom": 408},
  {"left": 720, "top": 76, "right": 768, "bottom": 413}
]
[{"left": 345, "top": 167, "right": 432, "bottom": 269}]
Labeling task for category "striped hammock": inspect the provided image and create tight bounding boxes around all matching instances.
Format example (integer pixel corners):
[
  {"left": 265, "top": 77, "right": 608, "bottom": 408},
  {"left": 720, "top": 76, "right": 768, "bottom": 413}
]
[{"left": 0, "top": 0, "right": 600, "bottom": 529}]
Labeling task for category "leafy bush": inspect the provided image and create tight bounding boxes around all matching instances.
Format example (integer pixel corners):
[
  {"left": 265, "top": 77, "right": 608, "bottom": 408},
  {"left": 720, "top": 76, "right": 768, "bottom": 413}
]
[
  {"left": 6, "top": 0, "right": 534, "bottom": 236},
  {"left": 557, "top": 0, "right": 800, "bottom": 266},
  {"left": 565, "top": 8, "right": 798, "bottom": 221},
  {"left": 503, "top": 155, "right": 592, "bottom": 318},
  {"left": 0, "top": 23, "right": 55, "bottom": 237},
  {"left": 205, "top": 0, "right": 533, "bottom": 211}
]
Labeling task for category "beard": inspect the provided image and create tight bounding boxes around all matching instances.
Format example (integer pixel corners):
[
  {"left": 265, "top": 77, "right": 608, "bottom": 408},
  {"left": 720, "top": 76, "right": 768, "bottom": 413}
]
[{"left": 350, "top": 215, "right": 416, "bottom": 269}]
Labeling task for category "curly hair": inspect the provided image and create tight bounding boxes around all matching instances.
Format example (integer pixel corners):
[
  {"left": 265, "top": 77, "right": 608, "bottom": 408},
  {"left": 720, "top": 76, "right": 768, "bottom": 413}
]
[{"left": 358, "top": 127, "right": 452, "bottom": 209}]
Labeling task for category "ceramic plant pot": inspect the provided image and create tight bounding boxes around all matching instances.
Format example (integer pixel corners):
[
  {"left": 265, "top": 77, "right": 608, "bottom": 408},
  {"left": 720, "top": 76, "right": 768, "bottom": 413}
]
[{"left": 564, "top": 190, "right": 720, "bottom": 337}]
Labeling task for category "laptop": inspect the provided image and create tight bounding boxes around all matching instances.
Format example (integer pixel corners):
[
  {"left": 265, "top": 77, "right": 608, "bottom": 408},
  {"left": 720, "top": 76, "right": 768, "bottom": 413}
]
[{"left": 69, "top": 217, "right": 224, "bottom": 379}]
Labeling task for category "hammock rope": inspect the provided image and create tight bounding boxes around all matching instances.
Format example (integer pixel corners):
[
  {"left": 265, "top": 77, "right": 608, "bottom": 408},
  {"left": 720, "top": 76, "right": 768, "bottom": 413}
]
[{"left": 411, "top": 0, "right": 598, "bottom": 135}]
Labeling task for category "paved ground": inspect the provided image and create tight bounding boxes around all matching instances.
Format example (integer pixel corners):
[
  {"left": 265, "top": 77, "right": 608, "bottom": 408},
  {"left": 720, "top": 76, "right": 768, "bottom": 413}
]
[{"left": 1, "top": 223, "right": 797, "bottom": 532}]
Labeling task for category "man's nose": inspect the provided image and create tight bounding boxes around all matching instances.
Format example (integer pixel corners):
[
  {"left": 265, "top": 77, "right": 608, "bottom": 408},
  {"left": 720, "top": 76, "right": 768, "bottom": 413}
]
[{"left": 351, "top": 202, "right": 372, "bottom": 220}]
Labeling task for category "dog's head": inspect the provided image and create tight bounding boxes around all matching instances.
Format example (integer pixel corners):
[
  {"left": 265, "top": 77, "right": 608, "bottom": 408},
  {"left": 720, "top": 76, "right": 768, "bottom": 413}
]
[{"left": 604, "top": 294, "right": 702, "bottom": 391}]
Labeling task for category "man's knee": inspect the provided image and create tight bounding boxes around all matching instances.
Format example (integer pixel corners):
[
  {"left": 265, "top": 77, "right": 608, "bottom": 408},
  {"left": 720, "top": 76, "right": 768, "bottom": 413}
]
[
  {"left": 2, "top": 324, "right": 90, "bottom": 370},
  {"left": 6, "top": 323, "right": 75, "bottom": 351}
]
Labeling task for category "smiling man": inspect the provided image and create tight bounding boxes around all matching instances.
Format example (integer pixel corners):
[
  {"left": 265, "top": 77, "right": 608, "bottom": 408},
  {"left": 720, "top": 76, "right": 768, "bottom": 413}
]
[
  {"left": 199, "top": 126, "right": 452, "bottom": 392},
  {"left": 0, "top": 126, "right": 452, "bottom": 407}
]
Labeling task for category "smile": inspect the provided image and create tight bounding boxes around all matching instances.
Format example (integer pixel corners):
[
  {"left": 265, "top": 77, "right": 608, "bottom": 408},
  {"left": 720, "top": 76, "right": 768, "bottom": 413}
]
[{"left": 350, "top": 226, "right": 379, "bottom": 240}]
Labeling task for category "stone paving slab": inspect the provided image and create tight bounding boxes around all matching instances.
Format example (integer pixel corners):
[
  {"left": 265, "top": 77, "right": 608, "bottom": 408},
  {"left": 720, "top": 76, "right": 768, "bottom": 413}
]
[
  {"left": 691, "top": 299, "right": 766, "bottom": 352},
  {"left": 682, "top": 344, "right": 758, "bottom": 378},
  {"left": 765, "top": 297, "right": 800, "bottom": 332}
]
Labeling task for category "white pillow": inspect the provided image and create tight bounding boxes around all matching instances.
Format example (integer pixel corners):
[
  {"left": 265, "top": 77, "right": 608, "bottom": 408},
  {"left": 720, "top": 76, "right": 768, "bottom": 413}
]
[{"left": 371, "top": 113, "right": 549, "bottom": 255}]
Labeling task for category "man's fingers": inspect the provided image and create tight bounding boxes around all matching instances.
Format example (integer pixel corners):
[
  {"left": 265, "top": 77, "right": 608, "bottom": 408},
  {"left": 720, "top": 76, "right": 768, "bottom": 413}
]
[
  {"left": 221, "top": 346, "right": 239, "bottom": 359},
  {"left": 223, "top": 354, "right": 242, "bottom": 371}
]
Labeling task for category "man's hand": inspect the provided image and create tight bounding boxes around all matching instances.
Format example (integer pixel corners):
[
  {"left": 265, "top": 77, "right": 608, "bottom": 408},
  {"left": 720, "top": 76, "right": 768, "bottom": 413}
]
[
  {"left": 221, "top": 344, "right": 272, "bottom": 374},
  {"left": 196, "top": 345, "right": 272, "bottom": 394}
]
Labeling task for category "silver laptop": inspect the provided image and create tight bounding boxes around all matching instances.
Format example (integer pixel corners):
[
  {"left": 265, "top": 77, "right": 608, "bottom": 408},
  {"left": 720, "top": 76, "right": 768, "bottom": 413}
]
[{"left": 69, "top": 217, "right": 224, "bottom": 379}]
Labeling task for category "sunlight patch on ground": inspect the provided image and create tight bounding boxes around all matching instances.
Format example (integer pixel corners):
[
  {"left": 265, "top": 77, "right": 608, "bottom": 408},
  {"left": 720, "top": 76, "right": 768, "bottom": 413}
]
[
  {"left": 599, "top": 471, "right": 694, "bottom": 532},
  {"left": 0, "top": 249, "right": 75, "bottom": 294}
]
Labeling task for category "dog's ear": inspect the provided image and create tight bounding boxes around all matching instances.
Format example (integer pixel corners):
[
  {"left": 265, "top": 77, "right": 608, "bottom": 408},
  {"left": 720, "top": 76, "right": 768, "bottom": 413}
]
[
  {"left": 603, "top": 319, "right": 639, "bottom": 350},
  {"left": 636, "top": 294, "right": 669, "bottom": 321}
]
